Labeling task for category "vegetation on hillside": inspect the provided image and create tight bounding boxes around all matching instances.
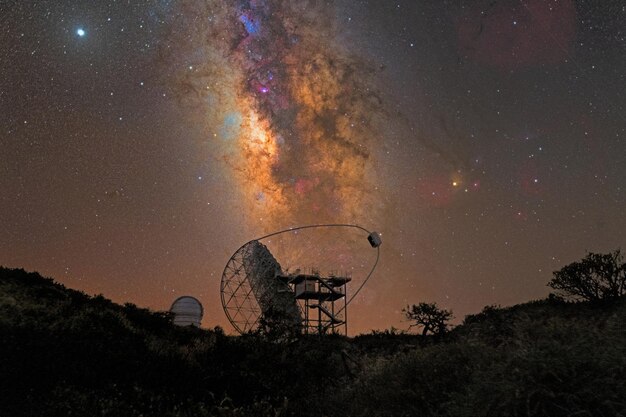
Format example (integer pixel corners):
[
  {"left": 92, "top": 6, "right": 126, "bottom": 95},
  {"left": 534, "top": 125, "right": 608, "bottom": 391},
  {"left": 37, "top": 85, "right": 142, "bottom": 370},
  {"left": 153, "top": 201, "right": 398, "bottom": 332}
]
[
  {"left": 548, "top": 249, "right": 626, "bottom": 302},
  {"left": 1, "top": 264, "right": 625, "bottom": 416},
  {"left": 403, "top": 301, "right": 453, "bottom": 336}
]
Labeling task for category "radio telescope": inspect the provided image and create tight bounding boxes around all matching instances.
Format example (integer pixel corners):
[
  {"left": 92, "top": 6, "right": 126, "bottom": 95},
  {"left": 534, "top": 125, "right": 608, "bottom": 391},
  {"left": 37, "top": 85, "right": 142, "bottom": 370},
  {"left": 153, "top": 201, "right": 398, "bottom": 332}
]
[
  {"left": 221, "top": 240, "right": 301, "bottom": 334},
  {"left": 220, "top": 224, "right": 381, "bottom": 335}
]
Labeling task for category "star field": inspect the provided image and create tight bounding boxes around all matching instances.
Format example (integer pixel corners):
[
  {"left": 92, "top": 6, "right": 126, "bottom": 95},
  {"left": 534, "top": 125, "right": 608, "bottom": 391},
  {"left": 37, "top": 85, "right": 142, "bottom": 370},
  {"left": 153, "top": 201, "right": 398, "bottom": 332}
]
[{"left": 1, "top": 0, "right": 624, "bottom": 334}]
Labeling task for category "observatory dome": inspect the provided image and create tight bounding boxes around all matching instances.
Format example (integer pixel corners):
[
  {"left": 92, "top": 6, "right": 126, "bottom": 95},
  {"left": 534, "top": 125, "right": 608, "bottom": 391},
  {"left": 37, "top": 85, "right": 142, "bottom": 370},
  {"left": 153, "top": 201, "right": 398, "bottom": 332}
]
[{"left": 170, "top": 296, "right": 203, "bottom": 327}]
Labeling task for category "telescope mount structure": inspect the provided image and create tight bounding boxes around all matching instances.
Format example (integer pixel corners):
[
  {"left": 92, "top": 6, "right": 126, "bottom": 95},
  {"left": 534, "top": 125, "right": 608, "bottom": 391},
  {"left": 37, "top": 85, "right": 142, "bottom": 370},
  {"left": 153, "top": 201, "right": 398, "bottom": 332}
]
[{"left": 220, "top": 225, "right": 381, "bottom": 336}]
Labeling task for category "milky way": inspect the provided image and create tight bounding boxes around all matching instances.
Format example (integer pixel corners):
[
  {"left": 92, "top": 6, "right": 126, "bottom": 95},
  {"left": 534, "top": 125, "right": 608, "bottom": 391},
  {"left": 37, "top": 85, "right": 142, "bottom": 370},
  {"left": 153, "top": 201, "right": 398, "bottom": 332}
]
[{"left": 163, "top": 0, "right": 386, "bottom": 231}]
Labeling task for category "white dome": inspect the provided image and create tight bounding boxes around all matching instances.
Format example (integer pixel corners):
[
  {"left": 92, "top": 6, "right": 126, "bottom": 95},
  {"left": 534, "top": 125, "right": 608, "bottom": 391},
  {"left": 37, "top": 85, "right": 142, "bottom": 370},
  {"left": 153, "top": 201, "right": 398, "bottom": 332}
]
[{"left": 170, "top": 296, "right": 203, "bottom": 327}]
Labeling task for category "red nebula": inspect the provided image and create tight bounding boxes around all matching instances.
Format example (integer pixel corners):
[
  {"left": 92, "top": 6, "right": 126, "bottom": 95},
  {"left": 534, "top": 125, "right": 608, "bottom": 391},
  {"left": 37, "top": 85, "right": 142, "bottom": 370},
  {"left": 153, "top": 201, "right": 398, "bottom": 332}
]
[
  {"left": 457, "top": 0, "right": 577, "bottom": 71},
  {"left": 294, "top": 177, "right": 320, "bottom": 195}
]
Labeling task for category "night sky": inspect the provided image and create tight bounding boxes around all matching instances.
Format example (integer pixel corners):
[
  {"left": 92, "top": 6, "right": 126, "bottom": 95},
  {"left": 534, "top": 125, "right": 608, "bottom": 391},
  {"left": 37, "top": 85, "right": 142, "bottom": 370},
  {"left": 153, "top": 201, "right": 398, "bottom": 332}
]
[{"left": 1, "top": 0, "right": 624, "bottom": 334}]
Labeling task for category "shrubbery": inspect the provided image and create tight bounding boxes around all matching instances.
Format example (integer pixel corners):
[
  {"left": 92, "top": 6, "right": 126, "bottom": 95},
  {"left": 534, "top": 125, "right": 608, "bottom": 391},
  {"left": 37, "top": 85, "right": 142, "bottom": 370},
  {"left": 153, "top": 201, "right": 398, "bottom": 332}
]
[
  {"left": 1, "top": 266, "right": 625, "bottom": 416},
  {"left": 549, "top": 250, "right": 626, "bottom": 301}
]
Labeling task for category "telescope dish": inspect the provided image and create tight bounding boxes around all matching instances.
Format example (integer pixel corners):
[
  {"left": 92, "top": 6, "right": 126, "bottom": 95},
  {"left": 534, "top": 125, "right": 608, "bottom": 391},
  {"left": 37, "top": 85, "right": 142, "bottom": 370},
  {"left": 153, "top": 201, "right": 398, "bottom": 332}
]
[
  {"left": 220, "top": 224, "right": 381, "bottom": 335},
  {"left": 220, "top": 240, "right": 300, "bottom": 334}
]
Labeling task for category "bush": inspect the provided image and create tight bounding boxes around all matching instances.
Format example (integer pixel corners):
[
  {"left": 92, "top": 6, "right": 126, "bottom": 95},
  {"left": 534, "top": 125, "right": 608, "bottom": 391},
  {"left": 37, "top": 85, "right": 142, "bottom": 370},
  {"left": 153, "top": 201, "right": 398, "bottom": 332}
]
[
  {"left": 548, "top": 250, "right": 626, "bottom": 302},
  {"left": 403, "top": 302, "right": 453, "bottom": 336}
]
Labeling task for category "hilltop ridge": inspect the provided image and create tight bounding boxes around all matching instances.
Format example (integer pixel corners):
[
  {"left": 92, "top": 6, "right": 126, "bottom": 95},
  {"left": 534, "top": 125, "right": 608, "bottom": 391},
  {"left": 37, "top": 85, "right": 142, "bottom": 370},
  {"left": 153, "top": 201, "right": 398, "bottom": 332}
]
[{"left": 1, "top": 266, "right": 624, "bottom": 416}]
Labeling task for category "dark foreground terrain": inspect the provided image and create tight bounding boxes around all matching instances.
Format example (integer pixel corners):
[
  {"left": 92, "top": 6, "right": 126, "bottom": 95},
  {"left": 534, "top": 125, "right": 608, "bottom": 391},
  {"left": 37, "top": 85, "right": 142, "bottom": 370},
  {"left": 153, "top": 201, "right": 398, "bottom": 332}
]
[{"left": 1, "top": 267, "right": 624, "bottom": 416}]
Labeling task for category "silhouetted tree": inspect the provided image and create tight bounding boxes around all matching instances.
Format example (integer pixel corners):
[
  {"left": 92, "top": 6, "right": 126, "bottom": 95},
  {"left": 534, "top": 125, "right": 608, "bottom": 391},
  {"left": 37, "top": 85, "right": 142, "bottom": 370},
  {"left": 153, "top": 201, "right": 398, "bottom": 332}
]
[
  {"left": 548, "top": 250, "right": 626, "bottom": 302},
  {"left": 404, "top": 302, "right": 453, "bottom": 336}
]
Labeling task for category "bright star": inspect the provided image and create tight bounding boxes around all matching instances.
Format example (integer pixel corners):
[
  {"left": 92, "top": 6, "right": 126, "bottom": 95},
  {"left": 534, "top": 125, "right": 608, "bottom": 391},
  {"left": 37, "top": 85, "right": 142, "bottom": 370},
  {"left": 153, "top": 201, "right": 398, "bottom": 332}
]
[{"left": 76, "top": 28, "right": 85, "bottom": 37}]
